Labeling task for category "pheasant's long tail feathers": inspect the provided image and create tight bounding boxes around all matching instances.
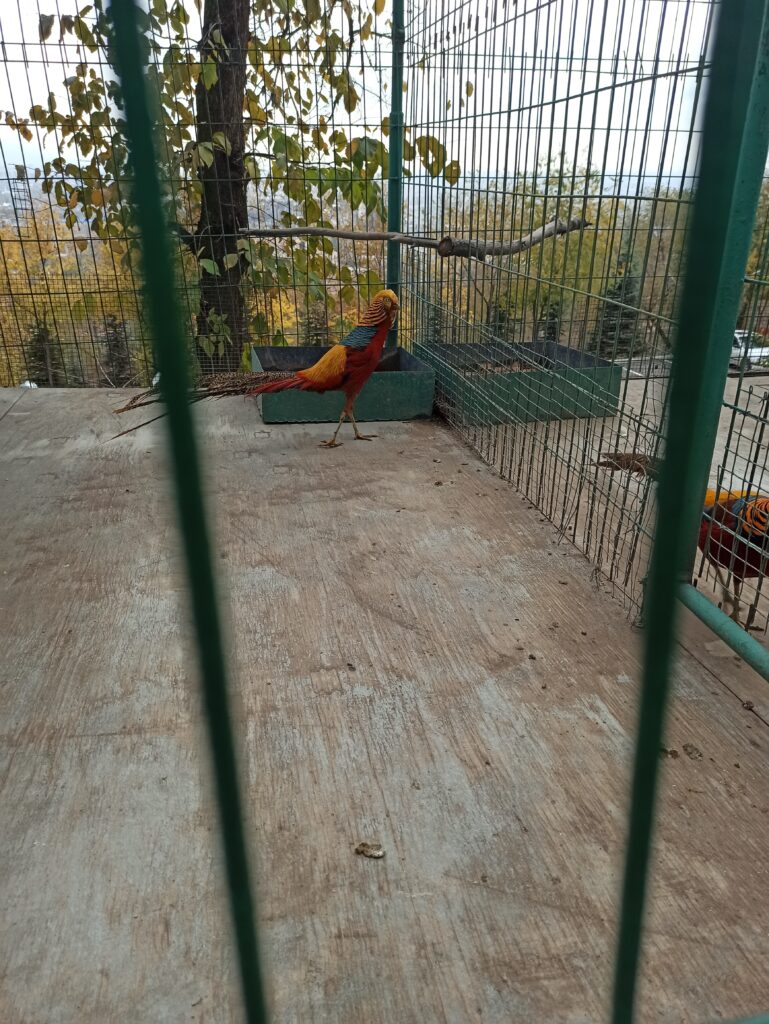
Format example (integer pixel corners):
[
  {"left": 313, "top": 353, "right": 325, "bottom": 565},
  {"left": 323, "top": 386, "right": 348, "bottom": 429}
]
[
  {"left": 109, "top": 393, "right": 209, "bottom": 440},
  {"left": 114, "top": 388, "right": 157, "bottom": 414},
  {"left": 245, "top": 375, "right": 304, "bottom": 397},
  {"left": 111, "top": 345, "right": 348, "bottom": 440},
  {"left": 110, "top": 370, "right": 298, "bottom": 438}
]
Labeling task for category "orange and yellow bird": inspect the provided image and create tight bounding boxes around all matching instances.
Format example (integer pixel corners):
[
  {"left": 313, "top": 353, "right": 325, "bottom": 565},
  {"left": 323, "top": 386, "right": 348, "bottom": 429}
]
[
  {"left": 114, "top": 289, "right": 400, "bottom": 447},
  {"left": 246, "top": 288, "right": 400, "bottom": 448},
  {"left": 595, "top": 451, "right": 769, "bottom": 623}
]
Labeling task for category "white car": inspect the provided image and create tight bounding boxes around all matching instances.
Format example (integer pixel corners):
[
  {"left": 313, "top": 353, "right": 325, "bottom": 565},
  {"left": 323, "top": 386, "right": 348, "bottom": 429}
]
[{"left": 729, "top": 330, "right": 769, "bottom": 370}]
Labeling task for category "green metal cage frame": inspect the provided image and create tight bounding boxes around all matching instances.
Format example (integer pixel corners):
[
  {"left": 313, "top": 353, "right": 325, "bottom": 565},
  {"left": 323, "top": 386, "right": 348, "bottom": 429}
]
[{"left": 107, "top": 0, "right": 769, "bottom": 1020}]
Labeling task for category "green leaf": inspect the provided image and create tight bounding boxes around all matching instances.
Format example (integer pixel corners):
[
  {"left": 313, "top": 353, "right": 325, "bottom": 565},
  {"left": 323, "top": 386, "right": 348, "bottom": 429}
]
[
  {"left": 199, "top": 258, "right": 220, "bottom": 276},
  {"left": 465, "top": 81, "right": 474, "bottom": 97},
  {"left": 444, "top": 160, "right": 461, "bottom": 186},
  {"left": 357, "top": 269, "right": 383, "bottom": 301},
  {"left": 272, "top": 128, "right": 303, "bottom": 163},
  {"left": 201, "top": 59, "right": 218, "bottom": 91},
  {"left": 222, "top": 252, "right": 239, "bottom": 269},
  {"left": 251, "top": 313, "right": 269, "bottom": 336},
  {"left": 73, "top": 17, "right": 97, "bottom": 51},
  {"left": 305, "top": 0, "right": 321, "bottom": 23},
  {"left": 304, "top": 197, "right": 322, "bottom": 224},
  {"left": 415, "top": 135, "right": 446, "bottom": 177},
  {"left": 39, "top": 14, "right": 55, "bottom": 42},
  {"left": 212, "top": 131, "right": 232, "bottom": 155}
]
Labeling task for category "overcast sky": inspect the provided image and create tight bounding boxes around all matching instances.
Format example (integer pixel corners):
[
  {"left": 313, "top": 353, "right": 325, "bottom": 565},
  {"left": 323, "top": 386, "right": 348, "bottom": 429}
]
[{"left": 0, "top": 0, "right": 713, "bottom": 190}]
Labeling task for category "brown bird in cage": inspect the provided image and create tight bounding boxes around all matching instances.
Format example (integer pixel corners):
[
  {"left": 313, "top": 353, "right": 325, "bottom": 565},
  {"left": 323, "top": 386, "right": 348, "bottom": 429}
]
[
  {"left": 114, "top": 290, "right": 399, "bottom": 448},
  {"left": 594, "top": 451, "right": 661, "bottom": 479}
]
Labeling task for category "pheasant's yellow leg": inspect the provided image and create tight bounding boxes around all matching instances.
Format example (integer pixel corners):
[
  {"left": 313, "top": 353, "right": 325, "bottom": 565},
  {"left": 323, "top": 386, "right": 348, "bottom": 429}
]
[
  {"left": 351, "top": 410, "right": 377, "bottom": 442},
  {"left": 713, "top": 565, "right": 734, "bottom": 613},
  {"left": 731, "top": 579, "right": 743, "bottom": 625},
  {"left": 319, "top": 411, "right": 346, "bottom": 449}
]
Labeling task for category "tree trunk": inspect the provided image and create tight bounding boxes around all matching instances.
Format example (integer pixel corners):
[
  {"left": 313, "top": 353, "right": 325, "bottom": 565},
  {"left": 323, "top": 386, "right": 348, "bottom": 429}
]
[
  {"left": 195, "top": 0, "right": 249, "bottom": 373},
  {"left": 102, "top": 315, "right": 133, "bottom": 385},
  {"left": 26, "top": 317, "right": 66, "bottom": 386}
]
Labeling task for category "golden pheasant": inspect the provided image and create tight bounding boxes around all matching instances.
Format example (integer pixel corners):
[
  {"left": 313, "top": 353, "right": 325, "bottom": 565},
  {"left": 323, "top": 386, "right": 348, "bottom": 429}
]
[
  {"left": 595, "top": 451, "right": 768, "bottom": 623},
  {"left": 115, "top": 289, "right": 400, "bottom": 447},
  {"left": 245, "top": 288, "right": 399, "bottom": 448}
]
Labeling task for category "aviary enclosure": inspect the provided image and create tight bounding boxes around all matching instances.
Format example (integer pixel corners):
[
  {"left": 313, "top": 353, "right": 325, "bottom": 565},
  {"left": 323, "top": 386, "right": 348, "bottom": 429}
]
[{"left": 2, "top": 0, "right": 769, "bottom": 1021}]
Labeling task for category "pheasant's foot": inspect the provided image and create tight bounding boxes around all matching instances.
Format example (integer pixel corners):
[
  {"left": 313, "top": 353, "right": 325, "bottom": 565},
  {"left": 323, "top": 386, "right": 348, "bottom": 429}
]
[
  {"left": 350, "top": 411, "right": 376, "bottom": 441},
  {"left": 319, "top": 439, "right": 343, "bottom": 449}
]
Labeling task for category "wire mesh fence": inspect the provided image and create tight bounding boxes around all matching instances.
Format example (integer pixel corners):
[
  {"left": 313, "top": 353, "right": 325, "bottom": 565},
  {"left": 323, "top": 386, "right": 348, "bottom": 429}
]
[
  {"left": 2, "top": 0, "right": 769, "bottom": 627},
  {"left": 399, "top": 0, "right": 769, "bottom": 618},
  {"left": 4, "top": 2, "right": 769, "bottom": 1023},
  {"left": 0, "top": 0, "right": 402, "bottom": 384}
]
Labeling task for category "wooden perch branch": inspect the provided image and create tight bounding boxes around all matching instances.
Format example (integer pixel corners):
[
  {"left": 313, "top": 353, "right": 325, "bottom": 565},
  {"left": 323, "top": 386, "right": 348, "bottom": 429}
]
[
  {"left": 238, "top": 216, "right": 590, "bottom": 261},
  {"left": 437, "top": 217, "right": 590, "bottom": 259}
]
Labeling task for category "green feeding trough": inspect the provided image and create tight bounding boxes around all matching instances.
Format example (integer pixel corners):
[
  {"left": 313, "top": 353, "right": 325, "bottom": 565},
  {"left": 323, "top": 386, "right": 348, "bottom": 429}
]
[
  {"left": 413, "top": 339, "right": 622, "bottom": 426},
  {"left": 250, "top": 345, "right": 435, "bottom": 424}
]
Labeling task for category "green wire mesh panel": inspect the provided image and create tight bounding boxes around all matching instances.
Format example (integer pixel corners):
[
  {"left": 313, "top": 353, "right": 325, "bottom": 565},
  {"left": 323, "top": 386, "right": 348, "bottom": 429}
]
[
  {"left": 0, "top": 0, "right": 433, "bottom": 385},
  {"left": 400, "top": 0, "right": 718, "bottom": 614},
  {"left": 7, "top": 1, "right": 769, "bottom": 1023},
  {"left": 691, "top": 213, "right": 769, "bottom": 635}
]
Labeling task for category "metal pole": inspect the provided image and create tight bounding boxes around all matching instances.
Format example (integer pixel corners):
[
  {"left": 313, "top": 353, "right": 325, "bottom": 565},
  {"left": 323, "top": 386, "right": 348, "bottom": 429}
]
[
  {"left": 678, "top": 582, "right": 769, "bottom": 680},
  {"left": 386, "top": 0, "right": 405, "bottom": 349},
  {"left": 611, "top": 4, "right": 769, "bottom": 1023},
  {"left": 679, "top": 6, "right": 769, "bottom": 582},
  {"left": 109, "top": 2, "right": 269, "bottom": 1021}
]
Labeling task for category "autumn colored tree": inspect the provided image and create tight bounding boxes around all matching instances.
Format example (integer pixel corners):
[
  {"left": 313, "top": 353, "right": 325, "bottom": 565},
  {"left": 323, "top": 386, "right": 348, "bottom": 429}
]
[
  {"left": 12, "top": 0, "right": 461, "bottom": 373},
  {"left": 441, "top": 160, "right": 625, "bottom": 349},
  {"left": 0, "top": 200, "right": 152, "bottom": 386}
]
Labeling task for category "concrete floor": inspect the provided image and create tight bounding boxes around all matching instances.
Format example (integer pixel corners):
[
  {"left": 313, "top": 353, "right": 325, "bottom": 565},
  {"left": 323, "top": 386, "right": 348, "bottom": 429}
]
[{"left": 1, "top": 388, "right": 769, "bottom": 1024}]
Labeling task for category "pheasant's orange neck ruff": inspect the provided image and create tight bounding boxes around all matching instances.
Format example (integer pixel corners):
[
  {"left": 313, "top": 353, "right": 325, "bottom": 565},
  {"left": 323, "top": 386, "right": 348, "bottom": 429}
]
[
  {"left": 734, "top": 496, "right": 769, "bottom": 537},
  {"left": 358, "top": 297, "right": 391, "bottom": 326}
]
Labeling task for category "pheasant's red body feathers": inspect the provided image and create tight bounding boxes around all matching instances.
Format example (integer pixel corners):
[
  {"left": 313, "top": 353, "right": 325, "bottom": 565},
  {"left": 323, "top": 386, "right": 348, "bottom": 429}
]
[
  {"left": 700, "top": 493, "right": 769, "bottom": 582},
  {"left": 247, "top": 292, "right": 396, "bottom": 402},
  {"left": 111, "top": 289, "right": 399, "bottom": 443}
]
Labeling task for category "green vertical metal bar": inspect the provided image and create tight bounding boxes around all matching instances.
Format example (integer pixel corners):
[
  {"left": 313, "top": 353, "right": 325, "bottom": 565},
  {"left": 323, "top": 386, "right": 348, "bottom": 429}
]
[
  {"left": 108, "top": 2, "right": 268, "bottom": 1021},
  {"left": 679, "top": 5, "right": 769, "bottom": 581},
  {"left": 611, "top": 4, "right": 769, "bottom": 1023},
  {"left": 386, "top": 0, "right": 405, "bottom": 349}
]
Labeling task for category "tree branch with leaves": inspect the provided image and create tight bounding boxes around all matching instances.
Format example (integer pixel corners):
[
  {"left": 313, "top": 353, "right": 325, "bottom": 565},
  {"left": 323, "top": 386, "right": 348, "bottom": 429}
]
[{"left": 17, "top": 0, "right": 463, "bottom": 373}]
